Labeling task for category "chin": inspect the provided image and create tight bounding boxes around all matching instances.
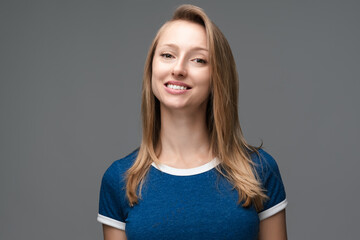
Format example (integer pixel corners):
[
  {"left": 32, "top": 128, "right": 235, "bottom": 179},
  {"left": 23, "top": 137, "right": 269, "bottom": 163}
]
[{"left": 161, "top": 102, "right": 188, "bottom": 110}]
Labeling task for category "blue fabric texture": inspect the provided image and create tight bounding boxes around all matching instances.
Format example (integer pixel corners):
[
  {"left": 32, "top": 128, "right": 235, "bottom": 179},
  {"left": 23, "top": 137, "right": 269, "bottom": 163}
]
[{"left": 98, "top": 149, "right": 287, "bottom": 239}]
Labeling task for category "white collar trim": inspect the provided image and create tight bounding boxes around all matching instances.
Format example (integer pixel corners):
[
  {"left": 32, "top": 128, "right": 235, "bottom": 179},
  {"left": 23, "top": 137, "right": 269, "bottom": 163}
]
[{"left": 151, "top": 158, "right": 219, "bottom": 176}]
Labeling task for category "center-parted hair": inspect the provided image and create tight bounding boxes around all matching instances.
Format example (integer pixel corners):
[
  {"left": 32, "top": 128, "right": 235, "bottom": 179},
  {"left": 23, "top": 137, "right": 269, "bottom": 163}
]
[{"left": 125, "top": 4, "right": 267, "bottom": 211}]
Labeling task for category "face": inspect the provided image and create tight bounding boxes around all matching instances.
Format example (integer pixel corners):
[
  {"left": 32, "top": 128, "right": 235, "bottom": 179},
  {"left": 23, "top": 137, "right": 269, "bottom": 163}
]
[{"left": 151, "top": 20, "right": 211, "bottom": 111}]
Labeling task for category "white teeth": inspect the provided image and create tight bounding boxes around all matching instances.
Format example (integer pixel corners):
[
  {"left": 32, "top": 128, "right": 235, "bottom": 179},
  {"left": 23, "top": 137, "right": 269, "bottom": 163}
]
[{"left": 167, "top": 84, "right": 187, "bottom": 90}]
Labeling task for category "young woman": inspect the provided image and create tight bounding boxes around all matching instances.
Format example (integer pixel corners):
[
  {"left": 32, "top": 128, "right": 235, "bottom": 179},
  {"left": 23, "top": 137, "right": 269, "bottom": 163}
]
[{"left": 98, "top": 4, "right": 287, "bottom": 240}]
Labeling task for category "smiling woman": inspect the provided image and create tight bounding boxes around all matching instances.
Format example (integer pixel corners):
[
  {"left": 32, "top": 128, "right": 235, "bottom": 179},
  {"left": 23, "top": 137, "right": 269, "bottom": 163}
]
[
  {"left": 152, "top": 20, "right": 211, "bottom": 111},
  {"left": 97, "top": 4, "right": 287, "bottom": 240}
]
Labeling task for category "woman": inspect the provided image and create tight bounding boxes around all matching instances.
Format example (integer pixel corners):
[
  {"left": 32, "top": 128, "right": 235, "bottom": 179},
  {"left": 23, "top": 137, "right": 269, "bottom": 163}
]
[{"left": 98, "top": 4, "right": 287, "bottom": 240}]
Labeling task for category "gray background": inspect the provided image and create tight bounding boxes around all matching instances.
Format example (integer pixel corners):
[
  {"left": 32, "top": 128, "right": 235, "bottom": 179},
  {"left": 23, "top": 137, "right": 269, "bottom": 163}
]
[{"left": 1, "top": 0, "right": 359, "bottom": 239}]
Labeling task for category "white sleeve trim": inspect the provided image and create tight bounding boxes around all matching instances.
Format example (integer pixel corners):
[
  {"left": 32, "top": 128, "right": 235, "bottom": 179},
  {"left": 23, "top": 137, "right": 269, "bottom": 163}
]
[
  {"left": 258, "top": 199, "right": 288, "bottom": 221},
  {"left": 97, "top": 214, "right": 126, "bottom": 230}
]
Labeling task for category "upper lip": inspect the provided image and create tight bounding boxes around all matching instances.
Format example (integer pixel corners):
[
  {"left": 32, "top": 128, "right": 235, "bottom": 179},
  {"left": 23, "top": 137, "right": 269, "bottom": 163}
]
[{"left": 165, "top": 81, "right": 192, "bottom": 89}]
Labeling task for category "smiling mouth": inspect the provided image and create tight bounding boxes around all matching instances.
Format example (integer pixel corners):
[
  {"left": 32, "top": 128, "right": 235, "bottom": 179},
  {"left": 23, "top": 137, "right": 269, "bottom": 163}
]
[{"left": 165, "top": 83, "right": 192, "bottom": 90}]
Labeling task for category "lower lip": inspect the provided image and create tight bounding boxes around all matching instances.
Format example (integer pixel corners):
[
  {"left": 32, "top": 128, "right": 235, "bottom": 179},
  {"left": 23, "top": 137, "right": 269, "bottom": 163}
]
[{"left": 164, "top": 85, "right": 190, "bottom": 95}]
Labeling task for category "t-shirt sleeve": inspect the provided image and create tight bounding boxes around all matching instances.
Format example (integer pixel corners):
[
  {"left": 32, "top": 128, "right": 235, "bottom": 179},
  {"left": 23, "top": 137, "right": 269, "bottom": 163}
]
[
  {"left": 256, "top": 150, "right": 288, "bottom": 221},
  {"left": 97, "top": 162, "right": 126, "bottom": 230}
]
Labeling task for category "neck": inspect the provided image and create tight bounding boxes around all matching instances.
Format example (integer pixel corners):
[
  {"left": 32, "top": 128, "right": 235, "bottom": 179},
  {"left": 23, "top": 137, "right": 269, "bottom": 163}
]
[{"left": 156, "top": 105, "right": 213, "bottom": 168}]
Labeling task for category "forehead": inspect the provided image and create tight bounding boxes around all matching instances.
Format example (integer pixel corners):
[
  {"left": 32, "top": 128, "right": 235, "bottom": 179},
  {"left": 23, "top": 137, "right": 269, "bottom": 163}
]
[{"left": 157, "top": 20, "right": 208, "bottom": 49}]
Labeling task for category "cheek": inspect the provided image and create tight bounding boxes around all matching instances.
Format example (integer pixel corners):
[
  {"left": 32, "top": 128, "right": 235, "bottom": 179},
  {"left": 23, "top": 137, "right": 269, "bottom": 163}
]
[
  {"left": 198, "top": 69, "right": 211, "bottom": 97},
  {"left": 151, "top": 73, "right": 159, "bottom": 98},
  {"left": 151, "top": 62, "right": 159, "bottom": 92},
  {"left": 154, "top": 69, "right": 168, "bottom": 81},
  {"left": 152, "top": 57, "right": 168, "bottom": 79},
  {"left": 196, "top": 68, "right": 211, "bottom": 87},
  {"left": 151, "top": 64, "right": 165, "bottom": 99}
]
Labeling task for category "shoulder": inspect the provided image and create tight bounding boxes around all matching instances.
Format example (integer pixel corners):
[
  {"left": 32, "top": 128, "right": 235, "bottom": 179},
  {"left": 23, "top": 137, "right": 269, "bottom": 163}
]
[
  {"left": 107, "top": 148, "right": 139, "bottom": 173},
  {"left": 249, "top": 148, "right": 286, "bottom": 199},
  {"left": 249, "top": 148, "right": 281, "bottom": 178},
  {"left": 250, "top": 149, "right": 278, "bottom": 168},
  {"left": 98, "top": 149, "right": 138, "bottom": 227},
  {"left": 102, "top": 148, "right": 139, "bottom": 184},
  {"left": 250, "top": 148, "right": 287, "bottom": 218}
]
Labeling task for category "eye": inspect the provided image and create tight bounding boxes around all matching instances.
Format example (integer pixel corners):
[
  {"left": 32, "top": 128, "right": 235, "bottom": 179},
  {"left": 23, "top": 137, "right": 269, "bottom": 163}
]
[
  {"left": 160, "top": 53, "right": 174, "bottom": 59},
  {"left": 192, "top": 58, "right": 207, "bottom": 64}
]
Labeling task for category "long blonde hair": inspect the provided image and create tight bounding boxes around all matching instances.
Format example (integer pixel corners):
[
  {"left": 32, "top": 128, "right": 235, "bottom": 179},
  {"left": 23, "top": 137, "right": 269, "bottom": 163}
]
[{"left": 125, "top": 4, "right": 267, "bottom": 211}]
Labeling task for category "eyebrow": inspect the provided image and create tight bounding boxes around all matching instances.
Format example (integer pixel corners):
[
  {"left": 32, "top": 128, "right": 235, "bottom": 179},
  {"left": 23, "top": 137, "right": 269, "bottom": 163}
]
[{"left": 159, "top": 43, "right": 208, "bottom": 52}]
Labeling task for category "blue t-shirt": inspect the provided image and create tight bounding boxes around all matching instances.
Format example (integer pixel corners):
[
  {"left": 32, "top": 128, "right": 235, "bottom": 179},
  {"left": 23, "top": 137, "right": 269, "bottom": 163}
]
[{"left": 97, "top": 149, "right": 287, "bottom": 239}]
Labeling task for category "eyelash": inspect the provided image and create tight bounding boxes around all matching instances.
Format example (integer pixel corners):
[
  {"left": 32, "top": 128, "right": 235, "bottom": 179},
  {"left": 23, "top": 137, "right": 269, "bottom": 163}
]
[
  {"left": 160, "top": 53, "right": 207, "bottom": 64},
  {"left": 193, "top": 58, "right": 207, "bottom": 64},
  {"left": 160, "top": 53, "right": 174, "bottom": 59}
]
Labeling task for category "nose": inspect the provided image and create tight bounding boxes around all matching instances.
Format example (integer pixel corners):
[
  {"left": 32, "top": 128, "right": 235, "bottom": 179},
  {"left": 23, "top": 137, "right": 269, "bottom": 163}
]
[{"left": 172, "top": 58, "right": 187, "bottom": 79}]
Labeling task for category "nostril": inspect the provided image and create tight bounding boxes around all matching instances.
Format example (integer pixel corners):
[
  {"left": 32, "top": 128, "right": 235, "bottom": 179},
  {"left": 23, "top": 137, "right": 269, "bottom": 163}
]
[
  {"left": 172, "top": 66, "right": 187, "bottom": 77},
  {"left": 172, "top": 70, "right": 186, "bottom": 78}
]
